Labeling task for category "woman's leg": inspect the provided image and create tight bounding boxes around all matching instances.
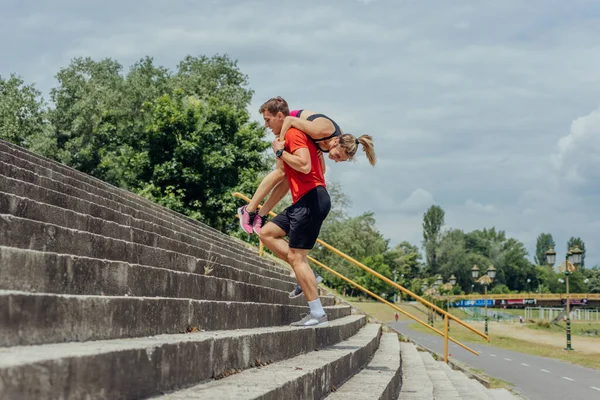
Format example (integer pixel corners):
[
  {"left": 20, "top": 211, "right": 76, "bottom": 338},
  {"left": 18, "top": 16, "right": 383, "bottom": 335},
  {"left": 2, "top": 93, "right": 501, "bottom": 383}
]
[
  {"left": 238, "top": 161, "right": 286, "bottom": 234},
  {"left": 247, "top": 163, "right": 286, "bottom": 212},
  {"left": 258, "top": 179, "right": 290, "bottom": 217}
]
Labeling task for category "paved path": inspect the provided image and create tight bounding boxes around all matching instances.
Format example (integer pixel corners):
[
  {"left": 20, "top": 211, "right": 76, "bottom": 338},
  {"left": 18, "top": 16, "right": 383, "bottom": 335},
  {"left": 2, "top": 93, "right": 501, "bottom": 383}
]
[{"left": 390, "top": 320, "right": 600, "bottom": 400}]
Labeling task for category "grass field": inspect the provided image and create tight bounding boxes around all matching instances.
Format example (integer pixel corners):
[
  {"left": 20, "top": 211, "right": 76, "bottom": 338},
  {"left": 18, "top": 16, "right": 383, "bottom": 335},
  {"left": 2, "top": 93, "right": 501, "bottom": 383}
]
[
  {"left": 409, "top": 320, "right": 600, "bottom": 371},
  {"left": 526, "top": 320, "right": 600, "bottom": 337},
  {"left": 345, "top": 299, "right": 600, "bottom": 371}
]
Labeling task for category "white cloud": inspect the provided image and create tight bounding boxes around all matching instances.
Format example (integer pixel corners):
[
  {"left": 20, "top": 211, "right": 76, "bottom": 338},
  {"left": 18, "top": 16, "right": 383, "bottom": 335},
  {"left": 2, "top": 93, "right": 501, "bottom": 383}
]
[
  {"left": 465, "top": 199, "right": 496, "bottom": 214},
  {"left": 554, "top": 105, "right": 600, "bottom": 185},
  {"left": 398, "top": 189, "right": 436, "bottom": 213}
]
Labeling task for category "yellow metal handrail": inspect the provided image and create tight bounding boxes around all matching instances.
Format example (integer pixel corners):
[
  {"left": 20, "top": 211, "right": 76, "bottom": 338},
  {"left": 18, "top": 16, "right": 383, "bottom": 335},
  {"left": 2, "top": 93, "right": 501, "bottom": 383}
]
[
  {"left": 232, "top": 192, "right": 489, "bottom": 362},
  {"left": 308, "top": 256, "right": 479, "bottom": 356}
]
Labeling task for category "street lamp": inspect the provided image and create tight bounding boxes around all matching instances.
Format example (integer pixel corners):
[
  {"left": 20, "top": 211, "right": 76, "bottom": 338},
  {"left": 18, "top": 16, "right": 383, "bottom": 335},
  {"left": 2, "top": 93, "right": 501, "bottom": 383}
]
[
  {"left": 546, "top": 246, "right": 583, "bottom": 351},
  {"left": 472, "top": 264, "right": 495, "bottom": 335},
  {"left": 446, "top": 275, "right": 457, "bottom": 309},
  {"left": 435, "top": 275, "right": 443, "bottom": 287},
  {"left": 449, "top": 274, "right": 457, "bottom": 286}
]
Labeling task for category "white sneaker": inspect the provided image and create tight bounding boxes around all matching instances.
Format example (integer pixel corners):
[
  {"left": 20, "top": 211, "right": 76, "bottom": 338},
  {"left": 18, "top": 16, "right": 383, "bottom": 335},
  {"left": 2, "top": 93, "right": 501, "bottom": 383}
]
[{"left": 290, "top": 313, "right": 328, "bottom": 327}]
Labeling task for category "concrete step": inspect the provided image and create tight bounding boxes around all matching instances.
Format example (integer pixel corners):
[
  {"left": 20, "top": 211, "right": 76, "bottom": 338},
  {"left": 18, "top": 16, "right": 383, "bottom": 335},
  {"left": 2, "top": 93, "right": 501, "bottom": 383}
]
[
  {"left": 326, "top": 332, "right": 401, "bottom": 400},
  {"left": 0, "top": 289, "right": 351, "bottom": 346},
  {"left": 489, "top": 388, "right": 520, "bottom": 399},
  {"left": 0, "top": 214, "right": 297, "bottom": 290},
  {"left": 0, "top": 142, "right": 226, "bottom": 235},
  {"left": 0, "top": 175, "right": 266, "bottom": 268},
  {"left": 420, "top": 352, "right": 461, "bottom": 400},
  {"left": 0, "top": 140, "right": 231, "bottom": 242},
  {"left": 0, "top": 190, "right": 296, "bottom": 286},
  {"left": 455, "top": 370, "right": 495, "bottom": 399},
  {"left": 0, "top": 313, "right": 366, "bottom": 400},
  {"left": 153, "top": 322, "right": 382, "bottom": 400},
  {"left": 399, "top": 342, "right": 434, "bottom": 400},
  {"left": 0, "top": 246, "right": 334, "bottom": 308},
  {"left": 438, "top": 362, "right": 490, "bottom": 400},
  {"left": 0, "top": 173, "right": 287, "bottom": 279},
  {"left": 0, "top": 144, "right": 271, "bottom": 269}
]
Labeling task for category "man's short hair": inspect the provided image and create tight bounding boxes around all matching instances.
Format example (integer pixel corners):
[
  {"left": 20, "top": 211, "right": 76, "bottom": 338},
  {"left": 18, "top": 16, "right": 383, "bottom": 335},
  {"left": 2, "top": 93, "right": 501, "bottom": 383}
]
[{"left": 259, "top": 96, "right": 290, "bottom": 116}]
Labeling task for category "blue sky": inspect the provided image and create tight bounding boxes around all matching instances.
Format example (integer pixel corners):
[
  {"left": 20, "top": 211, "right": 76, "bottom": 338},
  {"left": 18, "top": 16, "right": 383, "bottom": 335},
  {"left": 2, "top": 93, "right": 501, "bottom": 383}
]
[{"left": 3, "top": 0, "right": 600, "bottom": 266}]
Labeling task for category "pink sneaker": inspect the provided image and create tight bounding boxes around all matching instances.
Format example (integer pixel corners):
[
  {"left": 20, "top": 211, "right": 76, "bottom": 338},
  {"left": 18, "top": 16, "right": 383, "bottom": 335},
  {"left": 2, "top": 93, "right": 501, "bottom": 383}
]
[
  {"left": 252, "top": 214, "right": 268, "bottom": 235},
  {"left": 237, "top": 205, "right": 255, "bottom": 234}
]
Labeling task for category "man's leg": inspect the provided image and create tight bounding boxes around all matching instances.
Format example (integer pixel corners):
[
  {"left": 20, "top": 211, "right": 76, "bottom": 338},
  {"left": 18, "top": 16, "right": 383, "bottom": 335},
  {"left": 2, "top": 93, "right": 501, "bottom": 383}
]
[
  {"left": 287, "top": 249, "right": 318, "bottom": 301},
  {"left": 288, "top": 248, "right": 327, "bottom": 326},
  {"left": 259, "top": 222, "right": 290, "bottom": 262}
]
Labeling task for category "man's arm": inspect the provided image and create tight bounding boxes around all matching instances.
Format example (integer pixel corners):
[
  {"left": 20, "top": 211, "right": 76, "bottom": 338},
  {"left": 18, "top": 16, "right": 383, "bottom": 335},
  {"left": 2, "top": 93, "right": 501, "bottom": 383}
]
[
  {"left": 280, "top": 148, "right": 311, "bottom": 174},
  {"left": 272, "top": 138, "right": 311, "bottom": 174}
]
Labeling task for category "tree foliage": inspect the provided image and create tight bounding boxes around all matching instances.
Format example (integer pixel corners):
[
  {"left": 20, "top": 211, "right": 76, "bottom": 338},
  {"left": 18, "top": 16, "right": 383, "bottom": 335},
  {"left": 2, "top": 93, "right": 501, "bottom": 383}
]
[
  {"left": 534, "top": 233, "right": 555, "bottom": 266},
  {"left": 0, "top": 74, "right": 50, "bottom": 150},
  {"left": 422, "top": 205, "right": 445, "bottom": 275}
]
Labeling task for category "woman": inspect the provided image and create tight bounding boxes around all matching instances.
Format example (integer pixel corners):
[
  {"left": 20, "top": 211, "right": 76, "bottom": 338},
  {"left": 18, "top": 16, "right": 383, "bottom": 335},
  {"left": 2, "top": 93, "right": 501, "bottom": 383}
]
[{"left": 238, "top": 105, "right": 376, "bottom": 236}]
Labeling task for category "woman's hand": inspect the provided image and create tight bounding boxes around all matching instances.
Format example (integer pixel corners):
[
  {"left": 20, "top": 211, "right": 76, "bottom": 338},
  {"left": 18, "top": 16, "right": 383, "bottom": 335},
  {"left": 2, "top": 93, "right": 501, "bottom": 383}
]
[{"left": 272, "top": 138, "right": 285, "bottom": 153}]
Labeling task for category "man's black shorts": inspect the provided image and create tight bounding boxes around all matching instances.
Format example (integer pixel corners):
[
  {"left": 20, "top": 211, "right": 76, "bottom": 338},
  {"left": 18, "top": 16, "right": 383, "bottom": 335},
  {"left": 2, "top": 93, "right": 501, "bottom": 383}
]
[{"left": 270, "top": 185, "right": 331, "bottom": 250}]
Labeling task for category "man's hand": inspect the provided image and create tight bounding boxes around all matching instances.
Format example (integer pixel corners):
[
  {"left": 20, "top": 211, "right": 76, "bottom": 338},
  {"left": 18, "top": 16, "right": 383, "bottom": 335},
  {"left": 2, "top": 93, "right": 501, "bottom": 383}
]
[{"left": 272, "top": 139, "right": 285, "bottom": 153}]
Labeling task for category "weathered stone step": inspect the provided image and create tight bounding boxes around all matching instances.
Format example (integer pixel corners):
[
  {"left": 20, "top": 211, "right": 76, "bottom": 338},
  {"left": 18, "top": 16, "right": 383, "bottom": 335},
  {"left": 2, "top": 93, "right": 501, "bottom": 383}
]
[
  {"left": 326, "top": 332, "right": 401, "bottom": 400},
  {"left": 0, "top": 175, "right": 267, "bottom": 269},
  {"left": 0, "top": 313, "right": 366, "bottom": 400},
  {"left": 0, "top": 191, "right": 294, "bottom": 285},
  {"left": 438, "top": 362, "right": 491, "bottom": 400},
  {"left": 0, "top": 171, "right": 285, "bottom": 278},
  {"left": 0, "top": 140, "right": 232, "bottom": 243},
  {"left": 0, "top": 289, "right": 351, "bottom": 346},
  {"left": 399, "top": 342, "right": 434, "bottom": 400},
  {"left": 0, "top": 142, "right": 226, "bottom": 236},
  {"left": 488, "top": 388, "right": 519, "bottom": 399},
  {"left": 420, "top": 352, "right": 461, "bottom": 400},
  {"left": 0, "top": 214, "right": 294, "bottom": 288},
  {"left": 0, "top": 246, "right": 334, "bottom": 308},
  {"left": 0, "top": 144, "right": 267, "bottom": 268},
  {"left": 153, "top": 323, "right": 382, "bottom": 400}
]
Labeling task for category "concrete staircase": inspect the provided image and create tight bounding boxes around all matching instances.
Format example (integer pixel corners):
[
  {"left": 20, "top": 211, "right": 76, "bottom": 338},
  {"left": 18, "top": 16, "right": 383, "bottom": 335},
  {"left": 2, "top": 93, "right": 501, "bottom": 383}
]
[{"left": 0, "top": 139, "right": 520, "bottom": 399}]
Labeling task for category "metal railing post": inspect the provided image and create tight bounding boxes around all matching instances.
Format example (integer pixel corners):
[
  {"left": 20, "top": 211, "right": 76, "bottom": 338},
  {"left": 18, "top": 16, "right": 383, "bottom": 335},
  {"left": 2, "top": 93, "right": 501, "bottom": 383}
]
[{"left": 444, "top": 314, "right": 449, "bottom": 363}]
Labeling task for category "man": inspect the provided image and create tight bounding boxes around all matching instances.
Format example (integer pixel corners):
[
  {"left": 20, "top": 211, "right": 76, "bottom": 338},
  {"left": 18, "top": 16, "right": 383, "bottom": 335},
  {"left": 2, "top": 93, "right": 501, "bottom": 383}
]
[{"left": 258, "top": 97, "right": 331, "bottom": 327}]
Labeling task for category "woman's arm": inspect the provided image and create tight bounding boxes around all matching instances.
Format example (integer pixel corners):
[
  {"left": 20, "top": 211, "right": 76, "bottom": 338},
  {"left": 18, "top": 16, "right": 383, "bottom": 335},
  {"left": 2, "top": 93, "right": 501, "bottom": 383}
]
[
  {"left": 318, "top": 150, "right": 326, "bottom": 173},
  {"left": 279, "top": 115, "right": 335, "bottom": 142}
]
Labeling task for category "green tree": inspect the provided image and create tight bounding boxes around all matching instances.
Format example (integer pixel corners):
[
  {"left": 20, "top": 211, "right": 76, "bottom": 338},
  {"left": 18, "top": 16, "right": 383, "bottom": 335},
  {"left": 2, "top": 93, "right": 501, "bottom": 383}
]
[
  {"left": 497, "top": 238, "right": 535, "bottom": 292},
  {"left": 583, "top": 266, "right": 600, "bottom": 293},
  {"left": 384, "top": 241, "right": 422, "bottom": 282},
  {"left": 534, "top": 233, "right": 555, "bottom": 265},
  {"left": 422, "top": 205, "right": 445, "bottom": 275},
  {"left": 0, "top": 74, "right": 52, "bottom": 151},
  {"left": 49, "top": 57, "right": 127, "bottom": 176},
  {"left": 138, "top": 91, "right": 269, "bottom": 231},
  {"left": 567, "top": 237, "right": 586, "bottom": 267},
  {"left": 354, "top": 254, "right": 394, "bottom": 299},
  {"left": 171, "top": 54, "right": 253, "bottom": 110},
  {"left": 311, "top": 211, "right": 389, "bottom": 295}
]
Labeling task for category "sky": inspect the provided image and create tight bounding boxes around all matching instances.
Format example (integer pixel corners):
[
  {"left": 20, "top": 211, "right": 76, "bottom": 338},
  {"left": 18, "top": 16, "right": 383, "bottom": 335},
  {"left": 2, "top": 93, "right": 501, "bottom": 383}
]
[{"left": 2, "top": 0, "right": 600, "bottom": 266}]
